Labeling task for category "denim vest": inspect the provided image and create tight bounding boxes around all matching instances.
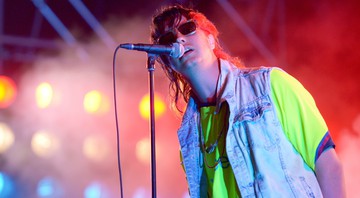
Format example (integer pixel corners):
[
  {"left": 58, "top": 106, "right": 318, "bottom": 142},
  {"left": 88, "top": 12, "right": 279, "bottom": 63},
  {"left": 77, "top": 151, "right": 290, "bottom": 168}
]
[{"left": 177, "top": 59, "right": 323, "bottom": 198}]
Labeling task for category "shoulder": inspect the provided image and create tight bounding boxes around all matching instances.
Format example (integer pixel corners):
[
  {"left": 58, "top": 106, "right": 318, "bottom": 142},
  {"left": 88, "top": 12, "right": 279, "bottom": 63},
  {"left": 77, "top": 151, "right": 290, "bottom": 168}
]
[{"left": 269, "top": 68, "right": 310, "bottom": 95}]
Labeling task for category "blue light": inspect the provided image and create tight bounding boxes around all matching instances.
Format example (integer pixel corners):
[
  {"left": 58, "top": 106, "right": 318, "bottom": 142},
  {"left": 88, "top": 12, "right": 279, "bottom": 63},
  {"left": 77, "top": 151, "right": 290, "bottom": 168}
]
[
  {"left": 37, "top": 177, "right": 55, "bottom": 197},
  {"left": 0, "top": 173, "right": 4, "bottom": 193},
  {"left": 0, "top": 172, "right": 14, "bottom": 197},
  {"left": 84, "top": 182, "right": 103, "bottom": 198}
]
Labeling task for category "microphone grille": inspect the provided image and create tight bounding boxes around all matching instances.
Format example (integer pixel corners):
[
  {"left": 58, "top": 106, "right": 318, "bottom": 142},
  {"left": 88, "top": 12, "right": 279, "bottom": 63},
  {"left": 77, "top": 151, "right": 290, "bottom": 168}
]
[{"left": 170, "top": 43, "right": 185, "bottom": 58}]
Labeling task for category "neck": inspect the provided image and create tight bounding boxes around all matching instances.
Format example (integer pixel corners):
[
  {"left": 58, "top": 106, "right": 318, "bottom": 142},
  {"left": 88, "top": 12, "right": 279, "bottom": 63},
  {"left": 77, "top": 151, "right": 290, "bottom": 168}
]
[{"left": 187, "top": 59, "right": 220, "bottom": 105}]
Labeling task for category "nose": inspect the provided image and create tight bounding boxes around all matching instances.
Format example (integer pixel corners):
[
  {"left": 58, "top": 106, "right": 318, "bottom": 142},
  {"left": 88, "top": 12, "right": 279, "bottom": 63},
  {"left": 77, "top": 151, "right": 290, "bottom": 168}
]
[{"left": 175, "top": 32, "right": 186, "bottom": 44}]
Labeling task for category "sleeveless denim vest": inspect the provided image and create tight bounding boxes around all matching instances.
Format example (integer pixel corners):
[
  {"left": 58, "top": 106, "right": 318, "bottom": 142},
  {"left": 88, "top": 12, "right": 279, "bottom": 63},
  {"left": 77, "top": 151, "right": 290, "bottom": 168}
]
[{"left": 177, "top": 59, "right": 323, "bottom": 198}]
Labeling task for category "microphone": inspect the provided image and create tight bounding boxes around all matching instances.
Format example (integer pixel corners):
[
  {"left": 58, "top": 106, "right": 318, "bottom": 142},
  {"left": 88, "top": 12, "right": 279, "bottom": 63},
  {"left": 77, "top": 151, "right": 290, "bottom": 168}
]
[{"left": 119, "top": 43, "right": 185, "bottom": 58}]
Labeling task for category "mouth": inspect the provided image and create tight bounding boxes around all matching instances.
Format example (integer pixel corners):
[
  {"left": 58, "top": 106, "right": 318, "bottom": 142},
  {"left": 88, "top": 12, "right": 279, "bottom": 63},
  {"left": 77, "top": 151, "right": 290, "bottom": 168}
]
[
  {"left": 180, "top": 48, "right": 193, "bottom": 60},
  {"left": 184, "top": 48, "right": 193, "bottom": 54}
]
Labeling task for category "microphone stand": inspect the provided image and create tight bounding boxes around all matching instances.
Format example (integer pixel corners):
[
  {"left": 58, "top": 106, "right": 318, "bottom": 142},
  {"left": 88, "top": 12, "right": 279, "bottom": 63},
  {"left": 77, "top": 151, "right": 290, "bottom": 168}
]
[{"left": 147, "top": 53, "right": 157, "bottom": 198}]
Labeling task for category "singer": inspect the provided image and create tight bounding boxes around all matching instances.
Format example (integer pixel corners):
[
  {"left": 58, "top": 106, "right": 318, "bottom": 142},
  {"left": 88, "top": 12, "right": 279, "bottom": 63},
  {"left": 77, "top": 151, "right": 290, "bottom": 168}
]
[{"left": 149, "top": 5, "right": 345, "bottom": 198}]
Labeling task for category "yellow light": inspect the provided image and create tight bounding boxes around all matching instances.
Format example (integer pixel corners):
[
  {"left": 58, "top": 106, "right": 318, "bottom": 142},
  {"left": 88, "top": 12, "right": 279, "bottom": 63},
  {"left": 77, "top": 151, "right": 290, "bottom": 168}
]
[
  {"left": 31, "top": 130, "right": 59, "bottom": 158},
  {"left": 83, "top": 135, "right": 109, "bottom": 162},
  {"left": 83, "top": 90, "right": 110, "bottom": 115},
  {"left": 0, "top": 123, "right": 15, "bottom": 153},
  {"left": 136, "top": 138, "right": 150, "bottom": 165},
  {"left": 0, "top": 76, "right": 17, "bottom": 108},
  {"left": 36, "top": 82, "right": 53, "bottom": 109},
  {"left": 139, "top": 93, "right": 166, "bottom": 120}
]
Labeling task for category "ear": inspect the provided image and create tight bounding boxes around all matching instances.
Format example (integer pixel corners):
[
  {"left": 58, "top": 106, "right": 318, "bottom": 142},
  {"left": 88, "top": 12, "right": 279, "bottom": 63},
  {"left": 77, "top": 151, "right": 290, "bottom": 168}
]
[{"left": 208, "top": 34, "right": 215, "bottom": 50}]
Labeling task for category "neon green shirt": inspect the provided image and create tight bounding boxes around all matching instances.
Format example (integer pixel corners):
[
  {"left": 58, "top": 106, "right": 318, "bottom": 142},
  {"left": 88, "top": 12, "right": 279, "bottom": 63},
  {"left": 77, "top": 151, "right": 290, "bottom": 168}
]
[
  {"left": 200, "top": 103, "right": 240, "bottom": 197},
  {"left": 270, "top": 68, "right": 333, "bottom": 170},
  {"left": 199, "top": 68, "right": 333, "bottom": 197}
]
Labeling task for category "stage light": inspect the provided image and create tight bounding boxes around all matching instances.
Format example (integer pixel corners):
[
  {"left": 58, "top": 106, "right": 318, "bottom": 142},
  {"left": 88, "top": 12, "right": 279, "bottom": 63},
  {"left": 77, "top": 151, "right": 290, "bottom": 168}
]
[
  {"left": 84, "top": 181, "right": 109, "bottom": 198},
  {"left": 37, "top": 177, "right": 62, "bottom": 197},
  {"left": 83, "top": 135, "right": 109, "bottom": 162},
  {"left": 133, "top": 187, "right": 150, "bottom": 198},
  {"left": 0, "top": 172, "right": 14, "bottom": 197},
  {"left": 83, "top": 90, "right": 110, "bottom": 115},
  {"left": 36, "top": 82, "right": 53, "bottom": 109},
  {"left": 0, "top": 123, "right": 15, "bottom": 153},
  {"left": 0, "top": 76, "right": 17, "bottom": 109},
  {"left": 31, "top": 130, "right": 59, "bottom": 158},
  {"left": 139, "top": 93, "right": 166, "bottom": 120},
  {"left": 135, "top": 138, "right": 150, "bottom": 165},
  {"left": 37, "top": 177, "right": 54, "bottom": 197}
]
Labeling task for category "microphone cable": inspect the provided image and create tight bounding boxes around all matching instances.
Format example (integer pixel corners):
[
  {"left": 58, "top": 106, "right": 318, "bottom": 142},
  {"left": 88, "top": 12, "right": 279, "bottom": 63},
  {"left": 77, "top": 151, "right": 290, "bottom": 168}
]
[{"left": 112, "top": 45, "right": 124, "bottom": 198}]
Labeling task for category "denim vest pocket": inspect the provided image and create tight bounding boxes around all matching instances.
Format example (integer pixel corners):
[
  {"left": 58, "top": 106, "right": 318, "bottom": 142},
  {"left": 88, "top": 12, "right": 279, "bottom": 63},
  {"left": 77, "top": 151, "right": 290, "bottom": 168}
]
[
  {"left": 235, "top": 96, "right": 271, "bottom": 121},
  {"left": 232, "top": 95, "right": 280, "bottom": 151}
]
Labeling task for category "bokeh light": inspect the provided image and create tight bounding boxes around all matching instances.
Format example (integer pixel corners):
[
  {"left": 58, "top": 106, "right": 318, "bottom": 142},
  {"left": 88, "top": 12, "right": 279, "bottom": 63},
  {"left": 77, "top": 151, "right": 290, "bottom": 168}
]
[
  {"left": 83, "top": 135, "right": 110, "bottom": 162},
  {"left": 135, "top": 138, "right": 150, "bottom": 165},
  {"left": 138, "top": 93, "right": 166, "bottom": 120},
  {"left": 84, "top": 181, "right": 109, "bottom": 198},
  {"left": 36, "top": 82, "right": 54, "bottom": 109},
  {"left": 37, "top": 177, "right": 62, "bottom": 197},
  {"left": 0, "top": 172, "right": 15, "bottom": 197},
  {"left": 0, "top": 123, "right": 15, "bottom": 153},
  {"left": 0, "top": 76, "right": 17, "bottom": 108},
  {"left": 83, "top": 90, "right": 110, "bottom": 115},
  {"left": 133, "top": 187, "right": 150, "bottom": 198},
  {"left": 31, "top": 130, "right": 59, "bottom": 158}
]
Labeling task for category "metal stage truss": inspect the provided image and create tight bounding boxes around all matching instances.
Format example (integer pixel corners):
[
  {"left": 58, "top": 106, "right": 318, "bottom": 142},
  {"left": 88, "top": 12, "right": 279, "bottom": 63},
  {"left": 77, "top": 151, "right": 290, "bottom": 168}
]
[{"left": 0, "top": 0, "right": 286, "bottom": 70}]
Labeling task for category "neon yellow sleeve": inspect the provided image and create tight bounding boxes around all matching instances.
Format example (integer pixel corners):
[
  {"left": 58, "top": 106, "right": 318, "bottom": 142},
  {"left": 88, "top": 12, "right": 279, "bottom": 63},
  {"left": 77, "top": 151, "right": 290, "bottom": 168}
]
[{"left": 270, "top": 68, "right": 330, "bottom": 171}]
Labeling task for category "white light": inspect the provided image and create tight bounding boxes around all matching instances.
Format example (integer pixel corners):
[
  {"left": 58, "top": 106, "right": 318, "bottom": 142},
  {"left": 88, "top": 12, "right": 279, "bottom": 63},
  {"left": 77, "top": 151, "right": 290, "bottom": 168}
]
[
  {"left": 0, "top": 123, "right": 15, "bottom": 153},
  {"left": 36, "top": 82, "right": 53, "bottom": 109},
  {"left": 83, "top": 135, "right": 109, "bottom": 162},
  {"left": 31, "top": 131, "right": 59, "bottom": 157}
]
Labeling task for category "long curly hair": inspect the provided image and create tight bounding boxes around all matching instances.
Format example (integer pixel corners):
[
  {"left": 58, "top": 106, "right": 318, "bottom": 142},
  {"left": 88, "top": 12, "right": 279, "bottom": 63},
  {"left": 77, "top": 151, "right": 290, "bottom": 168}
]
[{"left": 150, "top": 5, "right": 244, "bottom": 113}]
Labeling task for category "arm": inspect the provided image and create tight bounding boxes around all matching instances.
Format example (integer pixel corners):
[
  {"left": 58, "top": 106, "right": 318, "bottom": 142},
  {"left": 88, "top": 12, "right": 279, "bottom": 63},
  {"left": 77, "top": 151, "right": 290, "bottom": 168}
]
[
  {"left": 270, "top": 69, "right": 346, "bottom": 197},
  {"left": 315, "top": 148, "right": 346, "bottom": 198}
]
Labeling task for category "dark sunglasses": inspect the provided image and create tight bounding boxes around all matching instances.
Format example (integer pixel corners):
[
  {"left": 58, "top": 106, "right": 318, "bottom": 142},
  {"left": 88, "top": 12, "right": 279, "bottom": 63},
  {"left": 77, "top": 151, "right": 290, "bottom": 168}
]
[{"left": 157, "top": 20, "right": 197, "bottom": 45}]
